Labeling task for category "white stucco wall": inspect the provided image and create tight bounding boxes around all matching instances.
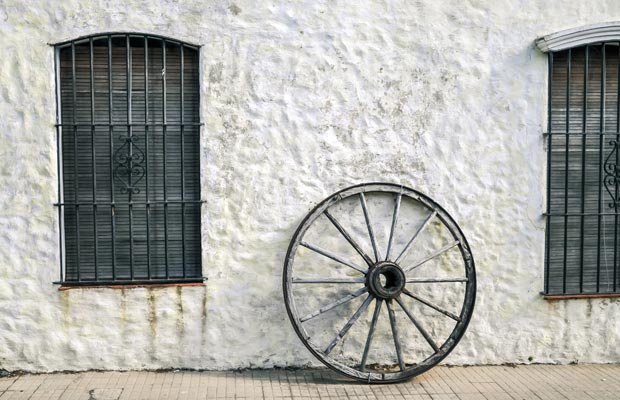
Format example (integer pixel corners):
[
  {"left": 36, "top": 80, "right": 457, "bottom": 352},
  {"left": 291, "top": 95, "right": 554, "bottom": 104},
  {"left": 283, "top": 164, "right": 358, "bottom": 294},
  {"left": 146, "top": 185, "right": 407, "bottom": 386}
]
[{"left": 1, "top": 0, "right": 620, "bottom": 372}]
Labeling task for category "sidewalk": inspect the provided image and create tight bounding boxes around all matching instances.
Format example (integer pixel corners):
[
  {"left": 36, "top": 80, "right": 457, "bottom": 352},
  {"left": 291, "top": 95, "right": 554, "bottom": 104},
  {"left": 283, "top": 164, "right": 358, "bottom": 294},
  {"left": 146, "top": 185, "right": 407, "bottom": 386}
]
[{"left": 0, "top": 364, "right": 618, "bottom": 400}]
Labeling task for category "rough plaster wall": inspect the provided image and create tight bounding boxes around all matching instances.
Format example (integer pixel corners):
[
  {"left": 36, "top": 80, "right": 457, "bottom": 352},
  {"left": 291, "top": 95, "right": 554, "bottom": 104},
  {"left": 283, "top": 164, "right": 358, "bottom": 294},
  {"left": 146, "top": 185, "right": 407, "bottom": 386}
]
[{"left": 1, "top": 0, "right": 620, "bottom": 372}]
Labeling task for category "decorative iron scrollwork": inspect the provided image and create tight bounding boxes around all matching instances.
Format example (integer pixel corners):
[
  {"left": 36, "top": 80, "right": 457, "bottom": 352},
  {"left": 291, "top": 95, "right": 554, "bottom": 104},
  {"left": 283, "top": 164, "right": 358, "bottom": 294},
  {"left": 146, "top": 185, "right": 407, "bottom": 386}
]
[
  {"left": 604, "top": 139, "right": 620, "bottom": 209},
  {"left": 113, "top": 135, "right": 146, "bottom": 195}
]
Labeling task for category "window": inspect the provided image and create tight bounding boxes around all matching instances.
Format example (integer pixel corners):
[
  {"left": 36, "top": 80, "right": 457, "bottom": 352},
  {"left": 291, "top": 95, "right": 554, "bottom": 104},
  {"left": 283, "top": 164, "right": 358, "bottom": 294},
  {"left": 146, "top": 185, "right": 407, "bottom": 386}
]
[
  {"left": 539, "top": 24, "right": 620, "bottom": 295},
  {"left": 54, "top": 34, "right": 202, "bottom": 285}
]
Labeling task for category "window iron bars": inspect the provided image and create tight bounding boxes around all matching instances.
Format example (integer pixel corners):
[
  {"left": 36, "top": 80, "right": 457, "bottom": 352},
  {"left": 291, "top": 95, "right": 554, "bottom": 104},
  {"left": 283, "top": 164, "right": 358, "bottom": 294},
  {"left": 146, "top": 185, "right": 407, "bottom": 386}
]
[
  {"left": 52, "top": 32, "right": 200, "bottom": 50},
  {"left": 544, "top": 42, "right": 620, "bottom": 295},
  {"left": 53, "top": 33, "right": 204, "bottom": 285},
  {"left": 113, "top": 135, "right": 146, "bottom": 195},
  {"left": 604, "top": 139, "right": 620, "bottom": 208}
]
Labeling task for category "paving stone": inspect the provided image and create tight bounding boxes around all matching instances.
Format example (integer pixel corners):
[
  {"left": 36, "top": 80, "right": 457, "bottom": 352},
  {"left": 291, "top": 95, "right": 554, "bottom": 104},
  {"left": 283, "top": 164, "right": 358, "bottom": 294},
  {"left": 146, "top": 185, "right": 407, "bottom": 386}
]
[{"left": 0, "top": 365, "right": 617, "bottom": 399}]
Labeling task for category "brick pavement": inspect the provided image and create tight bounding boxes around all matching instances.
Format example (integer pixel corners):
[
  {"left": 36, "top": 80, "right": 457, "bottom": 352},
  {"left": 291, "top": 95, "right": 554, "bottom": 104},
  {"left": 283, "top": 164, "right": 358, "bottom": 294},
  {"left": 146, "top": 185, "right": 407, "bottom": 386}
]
[{"left": 0, "top": 364, "right": 618, "bottom": 399}]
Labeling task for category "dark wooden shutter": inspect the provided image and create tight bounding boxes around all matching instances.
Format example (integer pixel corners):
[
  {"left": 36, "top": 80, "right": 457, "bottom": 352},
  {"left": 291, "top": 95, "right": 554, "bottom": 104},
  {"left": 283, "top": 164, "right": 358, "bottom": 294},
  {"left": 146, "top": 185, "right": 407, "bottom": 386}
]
[
  {"left": 57, "top": 35, "right": 201, "bottom": 283},
  {"left": 546, "top": 44, "right": 620, "bottom": 294}
]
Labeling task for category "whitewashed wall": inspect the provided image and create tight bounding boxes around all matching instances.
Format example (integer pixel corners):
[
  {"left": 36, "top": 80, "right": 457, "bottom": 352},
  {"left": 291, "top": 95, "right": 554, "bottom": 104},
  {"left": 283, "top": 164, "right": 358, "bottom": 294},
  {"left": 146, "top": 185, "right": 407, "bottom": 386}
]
[{"left": 1, "top": 0, "right": 620, "bottom": 372}]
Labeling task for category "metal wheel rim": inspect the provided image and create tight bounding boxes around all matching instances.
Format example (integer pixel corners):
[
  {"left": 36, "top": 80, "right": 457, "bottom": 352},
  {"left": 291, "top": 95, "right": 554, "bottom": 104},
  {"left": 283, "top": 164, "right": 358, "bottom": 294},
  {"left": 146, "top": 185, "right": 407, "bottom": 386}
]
[{"left": 283, "top": 182, "right": 476, "bottom": 383}]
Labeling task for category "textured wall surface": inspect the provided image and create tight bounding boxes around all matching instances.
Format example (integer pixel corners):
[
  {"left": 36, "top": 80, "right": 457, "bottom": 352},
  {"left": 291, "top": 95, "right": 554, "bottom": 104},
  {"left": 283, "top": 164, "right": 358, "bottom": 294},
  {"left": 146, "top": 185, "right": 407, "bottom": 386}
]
[{"left": 1, "top": 0, "right": 620, "bottom": 372}]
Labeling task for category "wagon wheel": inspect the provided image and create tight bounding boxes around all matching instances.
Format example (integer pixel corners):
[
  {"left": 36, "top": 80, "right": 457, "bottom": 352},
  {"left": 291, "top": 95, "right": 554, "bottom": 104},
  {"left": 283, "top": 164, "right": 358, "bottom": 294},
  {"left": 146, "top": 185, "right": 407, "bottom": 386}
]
[{"left": 283, "top": 183, "right": 476, "bottom": 383}]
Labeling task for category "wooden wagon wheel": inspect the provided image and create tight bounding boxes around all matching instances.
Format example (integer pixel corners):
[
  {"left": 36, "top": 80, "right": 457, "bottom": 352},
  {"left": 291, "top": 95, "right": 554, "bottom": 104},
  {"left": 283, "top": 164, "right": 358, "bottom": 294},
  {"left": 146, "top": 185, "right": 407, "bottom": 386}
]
[{"left": 283, "top": 183, "right": 476, "bottom": 383}]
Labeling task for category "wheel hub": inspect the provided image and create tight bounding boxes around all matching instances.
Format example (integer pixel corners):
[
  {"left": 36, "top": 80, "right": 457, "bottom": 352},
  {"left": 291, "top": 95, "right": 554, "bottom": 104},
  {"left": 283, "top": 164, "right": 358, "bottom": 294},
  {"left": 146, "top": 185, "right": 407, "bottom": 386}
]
[{"left": 366, "top": 261, "right": 406, "bottom": 299}]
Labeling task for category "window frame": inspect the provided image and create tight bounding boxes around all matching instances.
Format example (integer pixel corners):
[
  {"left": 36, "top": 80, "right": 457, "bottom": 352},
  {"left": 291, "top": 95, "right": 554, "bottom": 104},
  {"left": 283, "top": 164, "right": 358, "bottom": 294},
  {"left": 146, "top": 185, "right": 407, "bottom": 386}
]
[
  {"left": 53, "top": 32, "right": 205, "bottom": 287},
  {"left": 538, "top": 23, "right": 620, "bottom": 297}
]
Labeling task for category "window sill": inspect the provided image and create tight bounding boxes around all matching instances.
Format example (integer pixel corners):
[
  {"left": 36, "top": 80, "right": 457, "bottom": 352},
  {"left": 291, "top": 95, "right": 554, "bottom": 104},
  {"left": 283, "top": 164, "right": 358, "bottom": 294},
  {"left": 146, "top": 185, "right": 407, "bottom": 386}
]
[
  {"left": 57, "top": 279, "right": 206, "bottom": 291},
  {"left": 542, "top": 292, "right": 620, "bottom": 300}
]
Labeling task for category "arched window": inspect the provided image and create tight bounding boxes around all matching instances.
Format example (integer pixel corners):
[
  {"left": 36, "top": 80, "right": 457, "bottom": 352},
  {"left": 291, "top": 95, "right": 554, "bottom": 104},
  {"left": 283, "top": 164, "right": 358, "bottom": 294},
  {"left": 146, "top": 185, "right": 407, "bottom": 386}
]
[
  {"left": 54, "top": 33, "right": 203, "bottom": 285},
  {"left": 538, "top": 23, "right": 620, "bottom": 296}
]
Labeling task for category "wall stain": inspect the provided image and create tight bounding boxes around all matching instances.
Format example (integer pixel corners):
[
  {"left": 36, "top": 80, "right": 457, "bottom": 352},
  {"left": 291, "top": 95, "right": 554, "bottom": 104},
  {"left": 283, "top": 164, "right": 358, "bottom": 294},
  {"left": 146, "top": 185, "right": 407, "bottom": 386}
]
[
  {"left": 146, "top": 289, "right": 158, "bottom": 363},
  {"left": 202, "top": 286, "right": 208, "bottom": 321},
  {"left": 586, "top": 299, "right": 592, "bottom": 322},
  {"left": 176, "top": 286, "right": 185, "bottom": 335},
  {"left": 201, "top": 286, "right": 208, "bottom": 358},
  {"left": 59, "top": 291, "right": 70, "bottom": 331},
  {"left": 120, "top": 288, "right": 127, "bottom": 323},
  {"left": 209, "top": 62, "right": 223, "bottom": 83},
  {"left": 228, "top": 4, "right": 241, "bottom": 15},
  {"left": 147, "top": 289, "right": 157, "bottom": 337}
]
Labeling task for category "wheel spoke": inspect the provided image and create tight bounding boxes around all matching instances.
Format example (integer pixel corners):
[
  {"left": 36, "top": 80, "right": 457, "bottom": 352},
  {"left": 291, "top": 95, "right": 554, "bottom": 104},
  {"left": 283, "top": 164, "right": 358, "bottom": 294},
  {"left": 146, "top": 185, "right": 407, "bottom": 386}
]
[
  {"left": 324, "top": 294, "right": 374, "bottom": 355},
  {"left": 324, "top": 210, "right": 374, "bottom": 267},
  {"left": 360, "top": 298, "right": 382, "bottom": 371},
  {"left": 395, "top": 296, "right": 439, "bottom": 352},
  {"left": 406, "top": 277, "right": 468, "bottom": 283},
  {"left": 300, "top": 287, "right": 369, "bottom": 322},
  {"left": 402, "top": 288, "right": 461, "bottom": 321},
  {"left": 300, "top": 241, "right": 367, "bottom": 274},
  {"left": 387, "top": 300, "right": 405, "bottom": 371},
  {"left": 293, "top": 277, "right": 366, "bottom": 284},
  {"left": 359, "top": 193, "right": 381, "bottom": 262},
  {"left": 385, "top": 193, "right": 402, "bottom": 261},
  {"left": 403, "top": 240, "right": 460, "bottom": 273},
  {"left": 395, "top": 211, "right": 437, "bottom": 264}
]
